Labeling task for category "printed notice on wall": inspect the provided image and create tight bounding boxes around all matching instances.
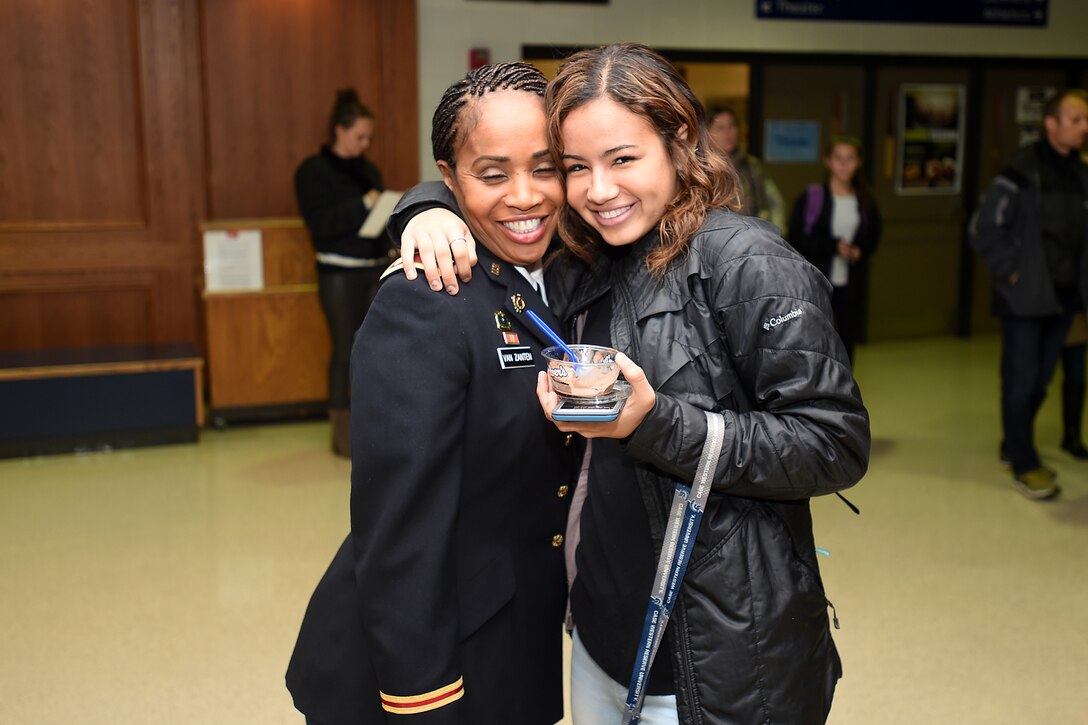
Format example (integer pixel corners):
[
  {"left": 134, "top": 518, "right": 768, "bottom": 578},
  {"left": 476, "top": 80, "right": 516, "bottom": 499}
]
[{"left": 203, "top": 229, "right": 264, "bottom": 291}]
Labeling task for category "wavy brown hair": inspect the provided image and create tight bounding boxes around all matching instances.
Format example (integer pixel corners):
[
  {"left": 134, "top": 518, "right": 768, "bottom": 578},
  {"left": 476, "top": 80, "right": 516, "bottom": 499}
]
[{"left": 545, "top": 43, "right": 742, "bottom": 275}]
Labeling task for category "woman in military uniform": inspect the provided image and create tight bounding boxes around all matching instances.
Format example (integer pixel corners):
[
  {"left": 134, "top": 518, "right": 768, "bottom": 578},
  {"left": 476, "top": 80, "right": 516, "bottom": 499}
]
[{"left": 285, "top": 63, "right": 577, "bottom": 725}]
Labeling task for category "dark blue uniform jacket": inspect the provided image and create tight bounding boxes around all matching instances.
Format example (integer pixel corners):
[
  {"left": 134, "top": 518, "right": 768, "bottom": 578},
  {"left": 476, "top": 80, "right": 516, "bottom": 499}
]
[{"left": 286, "top": 241, "right": 576, "bottom": 725}]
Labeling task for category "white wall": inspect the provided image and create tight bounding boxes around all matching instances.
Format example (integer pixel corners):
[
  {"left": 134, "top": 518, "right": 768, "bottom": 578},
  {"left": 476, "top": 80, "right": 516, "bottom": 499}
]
[{"left": 414, "top": 0, "right": 1088, "bottom": 179}]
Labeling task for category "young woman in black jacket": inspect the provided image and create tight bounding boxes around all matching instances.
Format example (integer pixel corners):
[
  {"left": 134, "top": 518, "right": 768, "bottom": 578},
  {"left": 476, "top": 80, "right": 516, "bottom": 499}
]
[
  {"left": 393, "top": 45, "right": 870, "bottom": 725},
  {"left": 295, "top": 89, "right": 387, "bottom": 456},
  {"left": 788, "top": 137, "right": 882, "bottom": 365}
]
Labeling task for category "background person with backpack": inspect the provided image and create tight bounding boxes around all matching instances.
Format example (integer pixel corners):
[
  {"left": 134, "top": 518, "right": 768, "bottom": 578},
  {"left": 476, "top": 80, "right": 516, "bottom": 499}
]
[
  {"left": 969, "top": 89, "right": 1088, "bottom": 500},
  {"left": 788, "top": 136, "right": 882, "bottom": 366}
]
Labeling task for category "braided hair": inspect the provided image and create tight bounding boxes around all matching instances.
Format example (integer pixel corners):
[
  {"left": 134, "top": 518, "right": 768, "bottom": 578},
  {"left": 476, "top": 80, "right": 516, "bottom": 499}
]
[{"left": 431, "top": 62, "right": 547, "bottom": 165}]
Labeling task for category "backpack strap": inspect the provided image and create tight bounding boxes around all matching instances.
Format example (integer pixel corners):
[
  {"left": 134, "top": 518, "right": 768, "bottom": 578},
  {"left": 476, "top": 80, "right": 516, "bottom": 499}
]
[{"left": 803, "top": 183, "right": 824, "bottom": 236}]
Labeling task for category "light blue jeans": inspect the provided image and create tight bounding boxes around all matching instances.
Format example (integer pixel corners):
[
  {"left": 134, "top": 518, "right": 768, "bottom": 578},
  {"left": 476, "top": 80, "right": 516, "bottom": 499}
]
[{"left": 571, "top": 629, "right": 679, "bottom": 725}]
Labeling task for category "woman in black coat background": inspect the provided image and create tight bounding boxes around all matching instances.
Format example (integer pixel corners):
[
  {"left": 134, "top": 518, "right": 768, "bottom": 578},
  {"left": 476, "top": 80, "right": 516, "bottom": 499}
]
[
  {"left": 295, "top": 88, "right": 388, "bottom": 456},
  {"left": 788, "top": 136, "right": 882, "bottom": 366}
]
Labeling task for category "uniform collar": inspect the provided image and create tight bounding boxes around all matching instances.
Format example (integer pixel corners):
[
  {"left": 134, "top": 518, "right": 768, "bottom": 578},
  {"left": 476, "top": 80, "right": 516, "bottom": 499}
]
[{"left": 477, "top": 244, "right": 560, "bottom": 349}]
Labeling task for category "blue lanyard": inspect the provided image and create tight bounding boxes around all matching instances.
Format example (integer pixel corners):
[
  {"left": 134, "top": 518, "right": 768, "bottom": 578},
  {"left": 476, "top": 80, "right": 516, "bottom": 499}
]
[{"left": 622, "top": 412, "right": 725, "bottom": 725}]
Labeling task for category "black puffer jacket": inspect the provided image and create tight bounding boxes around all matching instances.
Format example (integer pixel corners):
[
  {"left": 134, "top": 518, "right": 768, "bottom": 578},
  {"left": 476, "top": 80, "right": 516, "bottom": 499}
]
[{"left": 549, "top": 208, "right": 870, "bottom": 724}]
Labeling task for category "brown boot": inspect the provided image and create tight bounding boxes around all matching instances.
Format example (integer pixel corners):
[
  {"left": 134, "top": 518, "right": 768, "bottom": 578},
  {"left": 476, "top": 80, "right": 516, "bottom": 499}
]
[{"left": 329, "top": 408, "right": 351, "bottom": 458}]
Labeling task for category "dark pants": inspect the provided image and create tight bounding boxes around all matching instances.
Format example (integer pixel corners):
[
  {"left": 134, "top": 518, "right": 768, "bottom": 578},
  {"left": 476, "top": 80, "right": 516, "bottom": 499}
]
[
  {"left": 1061, "top": 342, "right": 1086, "bottom": 442},
  {"left": 1000, "top": 313, "right": 1073, "bottom": 474},
  {"left": 831, "top": 284, "right": 860, "bottom": 365},
  {"left": 318, "top": 265, "right": 384, "bottom": 409},
  {"left": 1061, "top": 342, "right": 1086, "bottom": 385}
]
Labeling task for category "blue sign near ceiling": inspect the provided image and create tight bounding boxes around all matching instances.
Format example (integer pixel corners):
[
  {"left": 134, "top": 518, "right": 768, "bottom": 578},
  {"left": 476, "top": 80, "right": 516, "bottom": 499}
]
[{"left": 755, "top": 0, "right": 1048, "bottom": 27}]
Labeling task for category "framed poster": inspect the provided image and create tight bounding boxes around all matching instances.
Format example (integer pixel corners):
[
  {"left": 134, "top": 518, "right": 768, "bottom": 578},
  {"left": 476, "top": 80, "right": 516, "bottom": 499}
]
[{"left": 896, "top": 84, "right": 965, "bottom": 195}]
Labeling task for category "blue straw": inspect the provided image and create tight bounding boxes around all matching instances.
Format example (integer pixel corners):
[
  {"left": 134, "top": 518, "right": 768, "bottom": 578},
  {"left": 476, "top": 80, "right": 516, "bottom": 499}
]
[{"left": 526, "top": 309, "right": 579, "bottom": 362}]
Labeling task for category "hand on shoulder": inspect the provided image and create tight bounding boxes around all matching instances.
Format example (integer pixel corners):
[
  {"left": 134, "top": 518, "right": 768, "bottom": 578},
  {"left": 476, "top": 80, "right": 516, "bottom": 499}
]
[{"left": 400, "top": 209, "right": 478, "bottom": 295}]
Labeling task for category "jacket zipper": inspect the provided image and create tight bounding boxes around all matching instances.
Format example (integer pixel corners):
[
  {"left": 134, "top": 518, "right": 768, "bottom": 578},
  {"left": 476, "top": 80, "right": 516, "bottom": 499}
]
[{"left": 826, "top": 598, "right": 840, "bottom": 629}]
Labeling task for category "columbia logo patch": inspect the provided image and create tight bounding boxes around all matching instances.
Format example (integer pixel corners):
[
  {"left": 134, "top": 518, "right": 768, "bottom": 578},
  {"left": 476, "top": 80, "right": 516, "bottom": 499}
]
[{"left": 763, "top": 308, "right": 804, "bottom": 331}]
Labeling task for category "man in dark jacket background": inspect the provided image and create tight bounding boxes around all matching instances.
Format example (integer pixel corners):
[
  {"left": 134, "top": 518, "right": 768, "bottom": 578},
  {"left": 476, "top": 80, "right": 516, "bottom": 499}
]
[{"left": 970, "top": 88, "right": 1088, "bottom": 500}]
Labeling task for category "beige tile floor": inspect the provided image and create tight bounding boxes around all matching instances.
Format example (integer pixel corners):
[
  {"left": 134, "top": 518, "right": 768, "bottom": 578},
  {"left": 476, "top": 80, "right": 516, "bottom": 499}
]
[{"left": 1, "top": 334, "right": 1086, "bottom": 724}]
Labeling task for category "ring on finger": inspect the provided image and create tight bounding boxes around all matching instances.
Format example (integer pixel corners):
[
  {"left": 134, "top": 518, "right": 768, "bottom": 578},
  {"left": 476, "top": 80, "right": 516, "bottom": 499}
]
[{"left": 450, "top": 236, "right": 467, "bottom": 246}]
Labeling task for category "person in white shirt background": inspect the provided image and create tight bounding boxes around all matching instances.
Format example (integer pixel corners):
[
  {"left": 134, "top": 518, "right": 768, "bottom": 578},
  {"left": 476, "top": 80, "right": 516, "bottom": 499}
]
[{"left": 788, "top": 136, "right": 883, "bottom": 365}]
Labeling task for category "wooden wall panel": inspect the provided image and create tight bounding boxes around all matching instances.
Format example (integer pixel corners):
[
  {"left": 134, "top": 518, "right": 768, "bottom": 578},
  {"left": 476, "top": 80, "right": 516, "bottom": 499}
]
[
  {"left": 0, "top": 0, "right": 207, "bottom": 353},
  {"left": 0, "top": 0, "right": 145, "bottom": 228},
  {"left": 0, "top": 272, "right": 155, "bottom": 349},
  {"left": 375, "top": 0, "right": 421, "bottom": 192},
  {"left": 201, "top": 0, "right": 419, "bottom": 218},
  {"left": 0, "top": 0, "right": 416, "bottom": 355}
]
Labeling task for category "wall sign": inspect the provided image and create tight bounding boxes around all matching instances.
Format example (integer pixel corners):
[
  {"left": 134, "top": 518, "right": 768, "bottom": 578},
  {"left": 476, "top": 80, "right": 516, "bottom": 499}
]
[
  {"left": 764, "top": 120, "right": 821, "bottom": 163},
  {"left": 756, "top": 0, "right": 1047, "bottom": 27}
]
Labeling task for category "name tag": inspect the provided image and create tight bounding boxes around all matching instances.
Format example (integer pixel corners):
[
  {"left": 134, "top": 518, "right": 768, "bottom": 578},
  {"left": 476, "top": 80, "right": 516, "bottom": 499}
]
[{"left": 497, "top": 346, "right": 535, "bottom": 369}]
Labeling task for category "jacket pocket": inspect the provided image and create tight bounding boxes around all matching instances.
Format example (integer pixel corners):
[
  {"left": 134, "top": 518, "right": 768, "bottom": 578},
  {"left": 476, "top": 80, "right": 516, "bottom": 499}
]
[
  {"left": 687, "top": 495, "right": 754, "bottom": 572},
  {"left": 1001, "top": 229, "right": 1061, "bottom": 316},
  {"left": 654, "top": 338, "right": 739, "bottom": 416},
  {"left": 457, "top": 550, "right": 516, "bottom": 641}
]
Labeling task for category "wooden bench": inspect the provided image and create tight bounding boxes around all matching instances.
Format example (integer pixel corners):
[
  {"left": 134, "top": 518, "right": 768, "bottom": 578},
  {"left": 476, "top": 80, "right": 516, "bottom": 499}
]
[{"left": 0, "top": 342, "right": 204, "bottom": 458}]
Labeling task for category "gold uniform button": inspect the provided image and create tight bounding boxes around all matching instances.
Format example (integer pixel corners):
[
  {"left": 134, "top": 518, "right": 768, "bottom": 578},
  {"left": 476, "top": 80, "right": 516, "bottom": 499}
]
[
  {"left": 557, "top": 485, "right": 570, "bottom": 498},
  {"left": 564, "top": 433, "right": 574, "bottom": 447},
  {"left": 551, "top": 534, "right": 564, "bottom": 548}
]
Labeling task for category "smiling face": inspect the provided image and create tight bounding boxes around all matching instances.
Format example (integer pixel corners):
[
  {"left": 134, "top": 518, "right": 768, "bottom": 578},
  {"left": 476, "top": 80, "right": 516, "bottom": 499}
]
[
  {"left": 436, "top": 91, "right": 561, "bottom": 266},
  {"left": 560, "top": 97, "right": 679, "bottom": 248}
]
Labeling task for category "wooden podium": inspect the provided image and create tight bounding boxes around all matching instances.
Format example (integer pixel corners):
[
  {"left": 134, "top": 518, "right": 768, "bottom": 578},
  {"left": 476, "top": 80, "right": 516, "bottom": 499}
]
[{"left": 201, "top": 219, "right": 330, "bottom": 425}]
